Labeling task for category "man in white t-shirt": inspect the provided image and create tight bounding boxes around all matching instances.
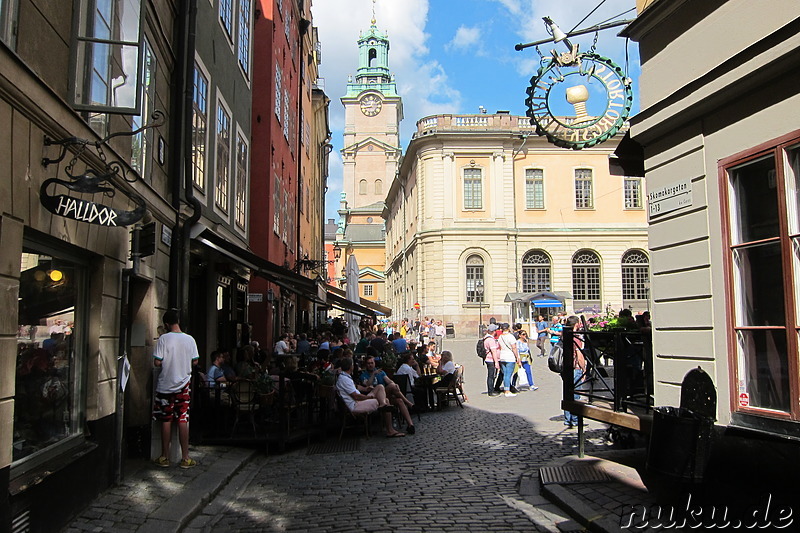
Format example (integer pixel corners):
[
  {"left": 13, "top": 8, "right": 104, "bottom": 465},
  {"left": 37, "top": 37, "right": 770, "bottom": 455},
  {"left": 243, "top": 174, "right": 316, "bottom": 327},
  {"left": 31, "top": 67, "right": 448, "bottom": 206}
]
[
  {"left": 498, "top": 323, "right": 521, "bottom": 397},
  {"left": 152, "top": 310, "right": 199, "bottom": 468},
  {"left": 274, "top": 333, "right": 290, "bottom": 355},
  {"left": 335, "top": 358, "right": 405, "bottom": 437}
]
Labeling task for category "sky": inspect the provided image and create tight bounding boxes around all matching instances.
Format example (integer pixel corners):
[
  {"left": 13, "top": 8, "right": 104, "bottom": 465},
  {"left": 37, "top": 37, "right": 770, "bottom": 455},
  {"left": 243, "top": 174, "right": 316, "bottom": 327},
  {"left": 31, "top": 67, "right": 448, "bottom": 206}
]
[{"left": 312, "top": 0, "right": 640, "bottom": 221}]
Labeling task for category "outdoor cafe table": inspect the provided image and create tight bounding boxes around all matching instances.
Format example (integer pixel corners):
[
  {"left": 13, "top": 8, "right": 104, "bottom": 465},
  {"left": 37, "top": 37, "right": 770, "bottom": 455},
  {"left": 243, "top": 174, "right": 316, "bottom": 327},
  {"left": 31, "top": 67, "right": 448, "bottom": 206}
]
[{"left": 415, "top": 373, "right": 440, "bottom": 410}]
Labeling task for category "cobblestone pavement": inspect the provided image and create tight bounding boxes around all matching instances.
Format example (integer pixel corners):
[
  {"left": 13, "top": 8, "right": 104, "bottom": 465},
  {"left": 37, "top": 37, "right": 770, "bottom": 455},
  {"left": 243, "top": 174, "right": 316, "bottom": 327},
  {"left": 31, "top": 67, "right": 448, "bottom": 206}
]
[{"left": 184, "top": 340, "right": 616, "bottom": 533}]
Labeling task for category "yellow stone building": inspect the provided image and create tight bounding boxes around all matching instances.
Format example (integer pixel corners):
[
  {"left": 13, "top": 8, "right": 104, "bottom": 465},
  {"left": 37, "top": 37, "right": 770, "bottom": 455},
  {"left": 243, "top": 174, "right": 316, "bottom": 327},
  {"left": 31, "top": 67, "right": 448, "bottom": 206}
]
[{"left": 383, "top": 113, "right": 649, "bottom": 335}]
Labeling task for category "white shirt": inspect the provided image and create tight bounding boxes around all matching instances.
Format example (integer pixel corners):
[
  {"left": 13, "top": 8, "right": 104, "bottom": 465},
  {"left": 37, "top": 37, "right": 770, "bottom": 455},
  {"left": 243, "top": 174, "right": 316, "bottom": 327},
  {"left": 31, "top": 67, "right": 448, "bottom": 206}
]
[
  {"left": 336, "top": 372, "right": 358, "bottom": 411},
  {"left": 395, "top": 363, "right": 419, "bottom": 387},
  {"left": 435, "top": 324, "right": 445, "bottom": 336},
  {"left": 153, "top": 332, "right": 199, "bottom": 393},
  {"left": 498, "top": 332, "right": 517, "bottom": 363},
  {"left": 275, "top": 340, "right": 289, "bottom": 355},
  {"left": 441, "top": 360, "right": 456, "bottom": 375}
]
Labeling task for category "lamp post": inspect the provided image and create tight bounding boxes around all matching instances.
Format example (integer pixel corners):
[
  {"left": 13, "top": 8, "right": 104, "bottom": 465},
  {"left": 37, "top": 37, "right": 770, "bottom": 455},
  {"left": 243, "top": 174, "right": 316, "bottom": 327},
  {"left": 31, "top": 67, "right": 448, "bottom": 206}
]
[{"left": 476, "top": 281, "right": 484, "bottom": 336}]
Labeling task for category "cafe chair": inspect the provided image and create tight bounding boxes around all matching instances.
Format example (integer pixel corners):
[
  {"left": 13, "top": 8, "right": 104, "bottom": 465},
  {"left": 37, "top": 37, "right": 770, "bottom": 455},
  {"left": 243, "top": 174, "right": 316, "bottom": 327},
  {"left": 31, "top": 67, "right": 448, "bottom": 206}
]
[
  {"left": 335, "top": 393, "right": 371, "bottom": 440},
  {"left": 391, "top": 374, "right": 421, "bottom": 422},
  {"left": 229, "top": 380, "right": 259, "bottom": 437},
  {"left": 435, "top": 366, "right": 464, "bottom": 410}
]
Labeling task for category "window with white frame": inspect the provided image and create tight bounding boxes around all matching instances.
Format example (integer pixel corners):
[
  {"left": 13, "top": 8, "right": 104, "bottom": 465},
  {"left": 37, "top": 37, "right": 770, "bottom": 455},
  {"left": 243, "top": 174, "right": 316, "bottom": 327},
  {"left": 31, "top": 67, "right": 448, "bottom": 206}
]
[
  {"left": 235, "top": 132, "right": 248, "bottom": 229},
  {"left": 0, "top": 0, "right": 18, "bottom": 48},
  {"left": 522, "top": 250, "right": 550, "bottom": 293},
  {"left": 465, "top": 255, "right": 484, "bottom": 302},
  {"left": 275, "top": 64, "right": 282, "bottom": 119},
  {"left": 215, "top": 101, "right": 231, "bottom": 211},
  {"left": 219, "top": 0, "right": 233, "bottom": 40},
  {"left": 575, "top": 168, "right": 594, "bottom": 209},
  {"left": 131, "top": 37, "right": 156, "bottom": 180},
  {"left": 192, "top": 62, "right": 209, "bottom": 190},
  {"left": 464, "top": 168, "right": 483, "bottom": 210},
  {"left": 238, "top": 0, "right": 251, "bottom": 76},
  {"left": 364, "top": 284, "right": 374, "bottom": 297},
  {"left": 525, "top": 169, "right": 545, "bottom": 209},
  {"left": 70, "top": 0, "right": 145, "bottom": 114},
  {"left": 572, "top": 250, "right": 600, "bottom": 302},
  {"left": 273, "top": 174, "right": 281, "bottom": 234},
  {"left": 283, "top": 89, "right": 290, "bottom": 139},
  {"left": 621, "top": 250, "right": 649, "bottom": 302},
  {"left": 723, "top": 136, "right": 800, "bottom": 415},
  {"left": 624, "top": 177, "right": 643, "bottom": 209}
]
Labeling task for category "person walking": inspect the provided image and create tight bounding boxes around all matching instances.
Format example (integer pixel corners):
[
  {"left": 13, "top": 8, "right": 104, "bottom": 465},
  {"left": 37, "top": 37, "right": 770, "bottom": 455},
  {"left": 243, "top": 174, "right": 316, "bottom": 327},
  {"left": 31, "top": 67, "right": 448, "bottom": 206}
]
[
  {"left": 497, "top": 323, "right": 521, "bottom": 397},
  {"left": 482, "top": 324, "right": 501, "bottom": 397},
  {"left": 548, "top": 315, "right": 563, "bottom": 357},
  {"left": 152, "top": 310, "right": 199, "bottom": 468},
  {"left": 563, "top": 315, "right": 586, "bottom": 427},
  {"left": 434, "top": 320, "right": 445, "bottom": 352},
  {"left": 514, "top": 331, "right": 537, "bottom": 391},
  {"left": 535, "top": 315, "right": 549, "bottom": 357}
]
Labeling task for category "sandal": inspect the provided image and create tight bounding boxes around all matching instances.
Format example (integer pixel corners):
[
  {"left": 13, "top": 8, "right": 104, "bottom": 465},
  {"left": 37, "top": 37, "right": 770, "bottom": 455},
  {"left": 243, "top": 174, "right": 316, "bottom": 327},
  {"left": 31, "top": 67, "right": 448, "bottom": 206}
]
[{"left": 386, "top": 432, "right": 405, "bottom": 438}]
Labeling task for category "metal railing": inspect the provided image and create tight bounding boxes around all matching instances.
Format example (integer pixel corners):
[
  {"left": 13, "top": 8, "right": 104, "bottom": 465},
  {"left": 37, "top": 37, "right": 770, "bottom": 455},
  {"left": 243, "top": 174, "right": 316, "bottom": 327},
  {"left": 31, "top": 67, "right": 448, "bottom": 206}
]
[{"left": 561, "top": 325, "right": 654, "bottom": 415}]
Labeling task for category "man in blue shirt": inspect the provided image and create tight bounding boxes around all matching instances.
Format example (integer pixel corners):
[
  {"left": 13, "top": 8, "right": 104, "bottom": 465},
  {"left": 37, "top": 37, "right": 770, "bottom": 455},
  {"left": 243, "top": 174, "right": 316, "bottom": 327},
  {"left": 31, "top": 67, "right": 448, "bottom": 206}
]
[
  {"left": 535, "top": 315, "right": 549, "bottom": 357},
  {"left": 359, "top": 356, "right": 416, "bottom": 434},
  {"left": 391, "top": 332, "right": 408, "bottom": 355},
  {"left": 548, "top": 315, "right": 563, "bottom": 356}
]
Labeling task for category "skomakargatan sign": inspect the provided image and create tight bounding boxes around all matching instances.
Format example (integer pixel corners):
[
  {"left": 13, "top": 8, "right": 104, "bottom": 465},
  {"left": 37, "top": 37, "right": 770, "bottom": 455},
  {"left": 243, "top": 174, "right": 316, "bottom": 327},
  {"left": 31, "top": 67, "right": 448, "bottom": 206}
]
[{"left": 525, "top": 52, "right": 633, "bottom": 150}]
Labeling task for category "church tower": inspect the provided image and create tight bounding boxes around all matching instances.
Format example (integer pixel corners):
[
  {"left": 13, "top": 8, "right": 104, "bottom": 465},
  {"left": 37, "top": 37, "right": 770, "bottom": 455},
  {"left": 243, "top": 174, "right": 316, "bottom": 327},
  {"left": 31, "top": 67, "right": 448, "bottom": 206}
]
[{"left": 341, "top": 10, "right": 403, "bottom": 209}]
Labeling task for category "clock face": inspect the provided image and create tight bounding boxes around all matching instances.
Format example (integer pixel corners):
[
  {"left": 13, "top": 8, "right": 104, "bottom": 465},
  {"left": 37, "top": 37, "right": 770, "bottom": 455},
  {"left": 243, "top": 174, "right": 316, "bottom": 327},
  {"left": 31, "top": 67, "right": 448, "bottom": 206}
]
[{"left": 360, "top": 95, "right": 382, "bottom": 116}]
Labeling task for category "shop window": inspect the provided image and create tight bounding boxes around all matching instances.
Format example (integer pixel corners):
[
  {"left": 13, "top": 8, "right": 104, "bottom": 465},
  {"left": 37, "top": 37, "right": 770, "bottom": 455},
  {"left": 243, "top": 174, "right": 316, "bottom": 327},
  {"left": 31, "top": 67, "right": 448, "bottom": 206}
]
[
  {"left": 522, "top": 250, "right": 550, "bottom": 293},
  {"left": 70, "top": 0, "right": 146, "bottom": 114},
  {"left": 15, "top": 241, "right": 87, "bottom": 467},
  {"left": 723, "top": 138, "right": 800, "bottom": 415}
]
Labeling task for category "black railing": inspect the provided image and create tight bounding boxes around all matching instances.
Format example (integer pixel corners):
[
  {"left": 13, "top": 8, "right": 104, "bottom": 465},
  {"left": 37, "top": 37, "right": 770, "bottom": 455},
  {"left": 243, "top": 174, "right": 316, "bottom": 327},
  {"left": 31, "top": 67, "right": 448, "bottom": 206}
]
[{"left": 561, "top": 325, "right": 654, "bottom": 415}]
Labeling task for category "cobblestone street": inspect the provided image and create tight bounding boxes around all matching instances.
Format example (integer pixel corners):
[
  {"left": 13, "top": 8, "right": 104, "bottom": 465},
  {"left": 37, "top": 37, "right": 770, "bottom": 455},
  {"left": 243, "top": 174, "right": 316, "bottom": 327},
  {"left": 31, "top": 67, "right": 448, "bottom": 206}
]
[{"left": 181, "top": 340, "right": 615, "bottom": 532}]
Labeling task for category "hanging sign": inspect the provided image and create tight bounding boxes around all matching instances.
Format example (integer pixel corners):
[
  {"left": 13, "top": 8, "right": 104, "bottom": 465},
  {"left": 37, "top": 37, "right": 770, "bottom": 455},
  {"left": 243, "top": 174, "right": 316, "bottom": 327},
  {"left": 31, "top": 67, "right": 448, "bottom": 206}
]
[
  {"left": 525, "top": 52, "right": 633, "bottom": 150},
  {"left": 40, "top": 177, "right": 145, "bottom": 227}
]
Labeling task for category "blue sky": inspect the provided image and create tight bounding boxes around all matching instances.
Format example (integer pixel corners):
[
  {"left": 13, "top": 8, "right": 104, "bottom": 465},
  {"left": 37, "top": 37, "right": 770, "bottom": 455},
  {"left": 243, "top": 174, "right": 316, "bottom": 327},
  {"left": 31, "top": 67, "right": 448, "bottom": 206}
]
[{"left": 312, "top": 0, "right": 640, "bottom": 220}]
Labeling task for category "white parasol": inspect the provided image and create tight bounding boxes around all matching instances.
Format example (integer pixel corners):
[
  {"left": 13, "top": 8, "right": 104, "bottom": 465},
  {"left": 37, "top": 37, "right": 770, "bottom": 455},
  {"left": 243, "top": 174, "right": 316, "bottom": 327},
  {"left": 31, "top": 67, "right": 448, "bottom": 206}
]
[{"left": 345, "top": 254, "right": 361, "bottom": 344}]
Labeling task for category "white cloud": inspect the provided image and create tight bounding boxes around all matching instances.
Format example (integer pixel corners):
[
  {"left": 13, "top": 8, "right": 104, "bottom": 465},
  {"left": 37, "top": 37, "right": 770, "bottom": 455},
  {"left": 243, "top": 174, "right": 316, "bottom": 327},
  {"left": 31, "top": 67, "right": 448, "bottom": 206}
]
[{"left": 446, "top": 25, "right": 482, "bottom": 52}]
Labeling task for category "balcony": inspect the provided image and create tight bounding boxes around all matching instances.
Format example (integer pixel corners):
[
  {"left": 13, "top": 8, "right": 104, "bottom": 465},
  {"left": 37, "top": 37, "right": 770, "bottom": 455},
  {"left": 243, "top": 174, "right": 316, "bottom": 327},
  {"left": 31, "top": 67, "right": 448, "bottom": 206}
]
[{"left": 413, "top": 113, "right": 538, "bottom": 138}]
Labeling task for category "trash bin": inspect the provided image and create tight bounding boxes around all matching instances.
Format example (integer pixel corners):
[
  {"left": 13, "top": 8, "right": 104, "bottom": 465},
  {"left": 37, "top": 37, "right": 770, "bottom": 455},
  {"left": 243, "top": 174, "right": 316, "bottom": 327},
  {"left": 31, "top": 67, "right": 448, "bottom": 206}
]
[
  {"left": 445, "top": 323, "right": 455, "bottom": 338},
  {"left": 646, "top": 406, "right": 714, "bottom": 482}
]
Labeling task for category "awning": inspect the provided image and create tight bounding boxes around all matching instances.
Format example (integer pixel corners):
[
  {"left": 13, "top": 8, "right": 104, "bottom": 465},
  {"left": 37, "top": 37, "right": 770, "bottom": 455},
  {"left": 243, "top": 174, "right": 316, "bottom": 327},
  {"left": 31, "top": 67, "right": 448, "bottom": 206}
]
[
  {"left": 325, "top": 291, "right": 376, "bottom": 318},
  {"left": 533, "top": 300, "right": 563, "bottom": 308},
  {"left": 194, "top": 229, "right": 320, "bottom": 301},
  {"left": 324, "top": 284, "right": 392, "bottom": 317}
]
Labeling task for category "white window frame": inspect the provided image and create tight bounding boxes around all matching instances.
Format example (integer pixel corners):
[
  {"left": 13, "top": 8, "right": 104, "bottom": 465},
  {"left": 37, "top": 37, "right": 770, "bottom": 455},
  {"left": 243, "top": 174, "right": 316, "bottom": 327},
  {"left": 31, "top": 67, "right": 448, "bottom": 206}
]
[
  {"left": 237, "top": 0, "right": 252, "bottom": 80},
  {"left": 214, "top": 94, "right": 232, "bottom": 215},
  {"left": 0, "top": 0, "right": 18, "bottom": 49},
  {"left": 275, "top": 64, "right": 282, "bottom": 119},
  {"left": 624, "top": 176, "right": 643, "bottom": 209},
  {"left": 218, "top": 0, "right": 235, "bottom": 49},
  {"left": 364, "top": 284, "right": 374, "bottom": 297},
  {"left": 191, "top": 56, "right": 211, "bottom": 196},
  {"left": 525, "top": 168, "right": 545, "bottom": 209},
  {"left": 273, "top": 174, "right": 281, "bottom": 235},
  {"left": 234, "top": 125, "right": 249, "bottom": 231},
  {"left": 575, "top": 168, "right": 594, "bottom": 209},
  {"left": 463, "top": 167, "right": 483, "bottom": 210},
  {"left": 131, "top": 36, "right": 156, "bottom": 181}
]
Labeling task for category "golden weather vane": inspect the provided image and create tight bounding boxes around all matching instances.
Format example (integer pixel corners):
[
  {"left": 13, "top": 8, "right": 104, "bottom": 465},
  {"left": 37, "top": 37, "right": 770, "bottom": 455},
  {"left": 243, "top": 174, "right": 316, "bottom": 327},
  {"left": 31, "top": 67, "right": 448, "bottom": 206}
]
[{"left": 371, "top": 0, "right": 376, "bottom": 25}]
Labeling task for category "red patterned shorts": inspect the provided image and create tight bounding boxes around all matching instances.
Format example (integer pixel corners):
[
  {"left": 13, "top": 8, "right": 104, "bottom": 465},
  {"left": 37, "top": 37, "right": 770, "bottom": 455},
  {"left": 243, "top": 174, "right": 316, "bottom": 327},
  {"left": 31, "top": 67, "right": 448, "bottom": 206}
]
[{"left": 152, "top": 382, "right": 191, "bottom": 423}]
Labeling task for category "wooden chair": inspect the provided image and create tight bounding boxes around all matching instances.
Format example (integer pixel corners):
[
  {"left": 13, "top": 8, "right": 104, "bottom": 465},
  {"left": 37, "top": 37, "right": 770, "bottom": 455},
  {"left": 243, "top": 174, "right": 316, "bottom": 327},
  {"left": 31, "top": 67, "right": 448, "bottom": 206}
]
[{"left": 435, "top": 366, "right": 464, "bottom": 409}]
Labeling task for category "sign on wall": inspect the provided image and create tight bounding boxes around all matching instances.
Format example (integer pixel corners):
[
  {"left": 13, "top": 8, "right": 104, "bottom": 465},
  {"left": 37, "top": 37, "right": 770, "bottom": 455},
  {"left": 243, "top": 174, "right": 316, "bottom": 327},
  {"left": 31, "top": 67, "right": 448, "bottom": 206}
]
[{"left": 647, "top": 179, "right": 693, "bottom": 219}]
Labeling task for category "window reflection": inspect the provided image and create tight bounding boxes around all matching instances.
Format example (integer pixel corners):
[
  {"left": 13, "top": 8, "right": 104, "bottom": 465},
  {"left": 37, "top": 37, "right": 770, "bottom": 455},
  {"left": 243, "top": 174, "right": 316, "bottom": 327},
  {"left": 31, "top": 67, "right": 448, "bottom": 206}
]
[{"left": 15, "top": 251, "right": 81, "bottom": 463}]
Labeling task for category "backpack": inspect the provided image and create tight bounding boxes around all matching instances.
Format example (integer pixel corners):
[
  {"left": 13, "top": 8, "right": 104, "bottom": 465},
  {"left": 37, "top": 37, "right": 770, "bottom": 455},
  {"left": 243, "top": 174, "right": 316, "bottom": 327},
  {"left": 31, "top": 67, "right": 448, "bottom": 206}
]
[
  {"left": 476, "top": 337, "right": 488, "bottom": 359},
  {"left": 547, "top": 342, "right": 563, "bottom": 373}
]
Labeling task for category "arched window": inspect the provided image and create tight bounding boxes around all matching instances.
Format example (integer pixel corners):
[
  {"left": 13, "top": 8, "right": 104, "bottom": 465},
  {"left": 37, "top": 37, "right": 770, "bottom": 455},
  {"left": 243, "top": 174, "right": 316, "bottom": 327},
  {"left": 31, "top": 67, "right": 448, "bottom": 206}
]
[
  {"left": 359, "top": 179, "right": 367, "bottom": 195},
  {"left": 522, "top": 250, "right": 550, "bottom": 293},
  {"left": 368, "top": 48, "right": 377, "bottom": 67},
  {"left": 622, "top": 249, "right": 649, "bottom": 306},
  {"left": 465, "top": 255, "right": 485, "bottom": 302},
  {"left": 572, "top": 250, "right": 601, "bottom": 306},
  {"left": 375, "top": 179, "right": 383, "bottom": 195}
]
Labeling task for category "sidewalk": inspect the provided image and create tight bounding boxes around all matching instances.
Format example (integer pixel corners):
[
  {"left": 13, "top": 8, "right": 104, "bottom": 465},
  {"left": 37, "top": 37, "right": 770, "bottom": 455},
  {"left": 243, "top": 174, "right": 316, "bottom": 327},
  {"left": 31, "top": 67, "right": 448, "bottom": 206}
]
[{"left": 63, "top": 446, "right": 256, "bottom": 533}]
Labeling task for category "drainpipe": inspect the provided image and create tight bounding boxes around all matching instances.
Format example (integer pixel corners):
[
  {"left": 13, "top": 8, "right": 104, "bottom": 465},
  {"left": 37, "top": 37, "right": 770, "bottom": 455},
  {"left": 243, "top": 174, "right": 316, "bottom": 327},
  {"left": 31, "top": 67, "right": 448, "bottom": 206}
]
[
  {"left": 512, "top": 133, "right": 529, "bottom": 293},
  {"left": 169, "top": 0, "right": 202, "bottom": 318}
]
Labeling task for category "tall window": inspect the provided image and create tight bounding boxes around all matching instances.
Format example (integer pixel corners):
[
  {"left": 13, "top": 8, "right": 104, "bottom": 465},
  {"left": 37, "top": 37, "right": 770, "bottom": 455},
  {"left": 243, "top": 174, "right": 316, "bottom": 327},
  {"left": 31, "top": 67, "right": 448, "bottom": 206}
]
[
  {"left": 274, "top": 64, "right": 282, "bottom": 119},
  {"left": 359, "top": 179, "right": 367, "bottom": 195},
  {"left": 464, "top": 168, "right": 483, "bottom": 210},
  {"left": 191, "top": 63, "right": 209, "bottom": 189},
  {"left": 723, "top": 139, "right": 800, "bottom": 414},
  {"left": 283, "top": 89, "right": 290, "bottom": 139},
  {"left": 273, "top": 174, "right": 281, "bottom": 234},
  {"left": 16, "top": 241, "right": 86, "bottom": 466},
  {"left": 131, "top": 37, "right": 155, "bottom": 180},
  {"left": 572, "top": 250, "right": 601, "bottom": 303},
  {"left": 219, "top": 0, "right": 233, "bottom": 39},
  {"left": 0, "top": 0, "right": 18, "bottom": 48},
  {"left": 465, "top": 255, "right": 484, "bottom": 302},
  {"left": 622, "top": 250, "right": 649, "bottom": 304},
  {"left": 525, "top": 169, "right": 545, "bottom": 209},
  {"left": 375, "top": 179, "right": 383, "bottom": 195},
  {"left": 624, "top": 177, "right": 643, "bottom": 209},
  {"left": 575, "top": 168, "right": 594, "bottom": 209},
  {"left": 235, "top": 132, "right": 248, "bottom": 229},
  {"left": 364, "top": 284, "right": 374, "bottom": 297},
  {"left": 238, "top": 0, "right": 251, "bottom": 76},
  {"left": 71, "top": 0, "right": 145, "bottom": 114},
  {"left": 522, "top": 250, "right": 550, "bottom": 293},
  {"left": 215, "top": 102, "right": 231, "bottom": 211}
]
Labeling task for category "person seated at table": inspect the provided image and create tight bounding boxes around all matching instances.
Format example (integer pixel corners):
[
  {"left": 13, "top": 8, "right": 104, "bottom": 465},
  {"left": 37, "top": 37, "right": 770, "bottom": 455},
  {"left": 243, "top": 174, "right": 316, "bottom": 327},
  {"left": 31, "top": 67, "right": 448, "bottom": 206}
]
[
  {"left": 336, "top": 357, "right": 405, "bottom": 438},
  {"left": 436, "top": 351, "right": 456, "bottom": 388},
  {"left": 296, "top": 333, "right": 311, "bottom": 356},
  {"left": 206, "top": 350, "right": 227, "bottom": 386},
  {"left": 235, "top": 344, "right": 260, "bottom": 379},
  {"left": 395, "top": 351, "right": 430, "bottom": 411},
  {"left": 274, "top": 333, "right": 290, "bottom": 355},
  {"left": 285, "top": 356, "right": 318, "bottom": 404},
  {"left": 424, "top": 341, "right": 440, "bottom": 368},
  {"left": 391, "top": 332, "right": 409, "bottom": 356},
  {"left": 359, "top": 355, "right": 415, "bottom": 433}
]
